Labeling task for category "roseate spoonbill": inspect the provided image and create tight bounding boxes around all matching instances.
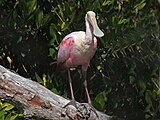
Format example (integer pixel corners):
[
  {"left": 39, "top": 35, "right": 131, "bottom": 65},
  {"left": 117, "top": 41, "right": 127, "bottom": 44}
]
[{"left": 57, "top": 11, "right": 104, "bottom": 114}]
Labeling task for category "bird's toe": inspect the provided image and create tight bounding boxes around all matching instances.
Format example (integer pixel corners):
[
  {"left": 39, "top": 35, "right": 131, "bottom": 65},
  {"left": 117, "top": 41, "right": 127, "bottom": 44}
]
[
  {"left": 88, "top": 104, "right": 99, "bottom": 118},
  {"left": 63, "top": 100, "right": 78, "bottom": 109}
]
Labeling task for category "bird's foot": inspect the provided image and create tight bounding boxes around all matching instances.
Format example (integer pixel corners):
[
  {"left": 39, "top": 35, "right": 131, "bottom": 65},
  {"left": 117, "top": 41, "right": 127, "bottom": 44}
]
[
  {"left": 63, "top": 100, "right": 78, "bottom": 109},
  {"left": 63, "top": 101, "right": 99, "bottom": 119},
  {"left": 63, "top": 100, "right": 78, "bottom": 120},
  {"left": 76, "top": 103, "right": 99, "bottom": 119},
  {"left": 88, "top": 103, "right": 99, "bottom": 118}
]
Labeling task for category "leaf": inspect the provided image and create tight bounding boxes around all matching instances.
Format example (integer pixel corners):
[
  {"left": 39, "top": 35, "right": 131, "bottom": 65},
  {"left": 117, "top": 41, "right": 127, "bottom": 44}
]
[
  {"left": 49, "top": 48, "right": 55, "bottom": 57},
  {"left": 42, "top": 14, "right": 52, "bottom": 26},
  {"left": 145, "top": 114, "right": 151, "bottom": 119},
  {"left": 139, "top": 80, "right": 146, "bottom": 91},
  {"left": 10, "top": 114, "right": 18, "bottom": 120},
  {"left": 17, "top": 36, "right": 23, "bottom": 44},
  {"left": 129, "top": 75, "right": 135, "bottom": 85},
  {"left": 134, "top": 0, "right": 146, "bottom": 14},
  {"left": 35, "top": 72, "right": 43, "bottom": 84},
  {"left": 118, "top": 18, "right": 128, "bottom": 25},
  {"left": 157, "top": 89, "right": 160, "bottom": 95},
  {"left": 3, "top": 103, "right": 14, "bottom": 111},
  {"left": 97, "top": 65, "right": 101, "bottom": 70},
  {"left": 36, "top": 10, "right": 43, "bottom": 28},
  {"left": 21, "top": 52, "right": 25, "bottom": 57},
  {"left": 0, "top": 100, "right": 2, "bottom": 109},
  {"left": 145, "top": 91, "right": 152, "bottom": 106},
  {"left": 102, "top": 0, "right": 114, "bottom": 6},
  {"left": 0, "top": 110, "right": 6, "bottom": 118},
  {"left": 49, "top": 24, "right": 57, "bottom": 45},
  {"left": 2, "top": 103, "right": 10, "bottom": 109},
  {"left": 51, "top": 88, "right": 60, "bottom": 95},
  {"left": 5, "top": 113, "right": 11, "bottom": 120},
  {"left": 94, "top": 92, "right": 106, "bottom": 110},
  {"left": 61, "top": 22, "right": 65, "bottom": 29},
  {"left": 43, "top": 74, "right": 47, "bottom": 87},
  {"left": 92, "top": 0, "right": 100, "bottom": 10},
  {"left": 25, "top": 0, "right": 37, "bottom": 16},
  {"left": 113, "top": 102, "right": 118, "bottom": 109}
]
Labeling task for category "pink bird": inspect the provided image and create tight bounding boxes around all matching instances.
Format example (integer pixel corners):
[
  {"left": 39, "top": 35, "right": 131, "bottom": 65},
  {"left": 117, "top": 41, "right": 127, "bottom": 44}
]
[{"left": 57, "top": 11, "right": 104, "bottom": 114}]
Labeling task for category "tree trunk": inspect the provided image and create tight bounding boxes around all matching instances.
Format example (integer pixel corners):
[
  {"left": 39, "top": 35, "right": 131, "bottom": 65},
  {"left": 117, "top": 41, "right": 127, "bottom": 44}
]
[{"left": 0, "top": 65, "right": 113, "bottom": 120}]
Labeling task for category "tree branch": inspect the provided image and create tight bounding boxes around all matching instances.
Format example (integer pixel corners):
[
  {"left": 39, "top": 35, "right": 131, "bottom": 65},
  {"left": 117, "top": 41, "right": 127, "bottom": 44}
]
[{"left": 0, "top": 65, "right": 112, "bottom": 120}]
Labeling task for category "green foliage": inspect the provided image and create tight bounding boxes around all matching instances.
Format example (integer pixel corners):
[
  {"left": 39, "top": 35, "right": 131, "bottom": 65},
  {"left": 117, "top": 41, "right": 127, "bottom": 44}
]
[
  {"left": 0, "top": 0, "right": 160, "bottom": 119},
  {"left": 93, "top": 91, "right": 106, "bottom": 110},
  {"left": 0, "top": 101, "right": 23, "bottom": 120}
]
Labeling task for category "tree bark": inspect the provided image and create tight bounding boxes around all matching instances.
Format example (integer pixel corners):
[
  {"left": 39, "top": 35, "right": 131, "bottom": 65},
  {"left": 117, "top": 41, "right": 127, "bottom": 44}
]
[{"left": 0, "top": 65, "right": 113, "bottom": 120}]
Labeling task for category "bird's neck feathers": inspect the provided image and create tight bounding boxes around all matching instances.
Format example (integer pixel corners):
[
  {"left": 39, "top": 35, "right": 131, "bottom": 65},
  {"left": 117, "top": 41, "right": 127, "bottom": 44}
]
[{"left": 84, "top": 16, "right": 94, "bottom": 45}]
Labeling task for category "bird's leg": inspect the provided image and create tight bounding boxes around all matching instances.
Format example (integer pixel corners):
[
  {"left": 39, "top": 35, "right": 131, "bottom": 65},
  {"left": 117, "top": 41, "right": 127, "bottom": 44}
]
[
  {"left": 63, "top": 69, "right": 77, "bottom": 109},
  {"left": 82, "top": 70, "right": 91, "bottom": 104},
  {"left": 68, "top": 69, "right": 75, "bottom": 101},
  {"left": 82, "top": 69, "right": 98, "bottom": 117}
]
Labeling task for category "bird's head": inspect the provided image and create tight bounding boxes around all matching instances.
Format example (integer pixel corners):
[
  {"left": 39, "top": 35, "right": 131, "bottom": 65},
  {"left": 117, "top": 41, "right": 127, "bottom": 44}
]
[{"left": 86, "top": 11, "right": 104, "bottom": 37}]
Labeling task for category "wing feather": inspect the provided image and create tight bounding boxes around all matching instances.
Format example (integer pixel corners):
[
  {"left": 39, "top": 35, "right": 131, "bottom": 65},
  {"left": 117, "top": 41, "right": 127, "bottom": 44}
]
[{"left": 57, "top": 36, "right": 75, "bottom": 70}]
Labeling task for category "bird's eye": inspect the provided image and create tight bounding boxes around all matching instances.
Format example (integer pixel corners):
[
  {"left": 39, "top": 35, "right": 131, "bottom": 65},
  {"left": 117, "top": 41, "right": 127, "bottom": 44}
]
[{"left": 87, "top": 14, "right": 90, "bottom": 18}]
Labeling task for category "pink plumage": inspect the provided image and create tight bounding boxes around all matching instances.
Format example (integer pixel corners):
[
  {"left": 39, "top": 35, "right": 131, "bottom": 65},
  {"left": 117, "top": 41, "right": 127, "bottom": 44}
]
[
  {"left": 57, "top": 11, "right": 104, "bottom": 116},
  {"left": 57, "top": 32, "right": 97, "bottom": 71}
]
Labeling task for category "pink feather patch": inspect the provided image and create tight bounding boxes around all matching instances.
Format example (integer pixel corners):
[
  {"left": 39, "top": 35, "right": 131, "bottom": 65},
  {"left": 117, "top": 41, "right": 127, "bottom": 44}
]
[{"left": 61, "top": 37, "right": 74, "bottom": 47}]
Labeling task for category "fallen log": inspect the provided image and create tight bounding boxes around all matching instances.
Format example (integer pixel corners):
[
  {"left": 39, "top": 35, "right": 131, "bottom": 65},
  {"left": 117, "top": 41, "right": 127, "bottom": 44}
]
[{"left": 0, "top": 65, "right": 113, "bottom": 120}]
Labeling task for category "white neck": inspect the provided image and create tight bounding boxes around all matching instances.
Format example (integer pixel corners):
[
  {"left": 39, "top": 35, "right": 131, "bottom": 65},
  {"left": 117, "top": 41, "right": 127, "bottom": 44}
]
[{"left": 84, "top": 15, "right": 94, "bottom": 44}]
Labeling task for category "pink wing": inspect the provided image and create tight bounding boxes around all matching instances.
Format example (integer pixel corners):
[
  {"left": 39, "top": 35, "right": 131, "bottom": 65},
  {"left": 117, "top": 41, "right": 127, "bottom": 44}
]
[{"left": 57, "top": 36, "right": 75, "bottom": 70}]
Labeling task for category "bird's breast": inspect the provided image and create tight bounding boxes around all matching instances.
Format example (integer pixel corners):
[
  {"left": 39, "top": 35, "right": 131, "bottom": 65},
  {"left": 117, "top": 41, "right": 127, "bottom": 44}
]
[{"left": 71, "top": 41, "right": 95, "bottom": 63}]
